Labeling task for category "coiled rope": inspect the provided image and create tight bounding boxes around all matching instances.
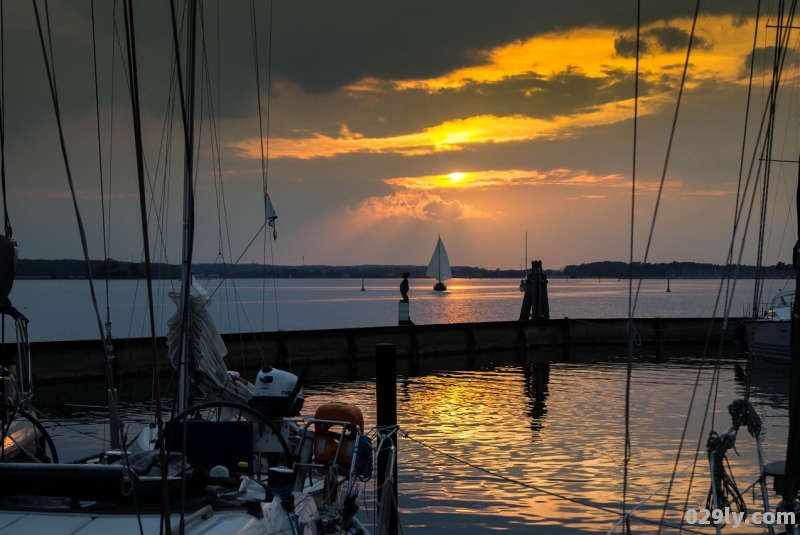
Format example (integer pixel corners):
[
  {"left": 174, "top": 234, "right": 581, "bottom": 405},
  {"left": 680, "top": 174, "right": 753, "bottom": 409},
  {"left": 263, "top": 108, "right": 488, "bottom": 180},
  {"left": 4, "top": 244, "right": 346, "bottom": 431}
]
[
  {"left": 729, "top": 398, "right": 762, "bottom": 438},
  {"left": 702, "top": 399, "right": 761, "bottom": 514},
  {"left": 705, "top": 431, "right": 746, "bottom": 513}
]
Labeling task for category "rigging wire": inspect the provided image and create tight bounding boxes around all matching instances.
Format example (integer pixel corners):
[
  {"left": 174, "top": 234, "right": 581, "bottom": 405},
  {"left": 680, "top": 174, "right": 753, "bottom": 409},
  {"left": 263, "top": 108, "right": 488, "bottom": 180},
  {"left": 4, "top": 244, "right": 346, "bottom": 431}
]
[
  {"left": 727, "top": 0, "right": 763, "bottom": 318},
  {"left": 167, "top": 0, "right": 199, "bottom": 525},
  {"left": 705, "top": 10, "right": 800, "bottom": 495},
  {"left": 0, "top": 0, "right": 7, "bottom": 241},
  {"left": 30, "top": 0, "right": 122, "bottom": 443},
  {"left": 249, "top": 0, "right": 281, "bottom": 357},
  {"left": 761, "top": 32, "right": 800, "bottom": 302},
  {"left": 754, "top": 0, "right": 787, "bottom": 317},
  {"left": 197, "top": 8, "right": 253, "bottom": 366},
  {"left": 630, "top": 0, "right": 701, "bottom": 319},
  {"left": 31, "top": 0, "right": 149, "bottom": 531},
  {"left": 120, "top": 0, "right": 183, "bottom": 410},
  {"left": 657, "top": 2, "right": 799, "bottom": 530},
  {"left": 400, "top": 431, "right": 708, "bottom": 535},
  {"left": 622, "top": 1, "right": 641, "bottom": 532},
  {"left": 90, "top": 0, "right": 111, "bottom": 325},
  {"left": 121, "top": 0, "right": 172, "bottom": 531}
]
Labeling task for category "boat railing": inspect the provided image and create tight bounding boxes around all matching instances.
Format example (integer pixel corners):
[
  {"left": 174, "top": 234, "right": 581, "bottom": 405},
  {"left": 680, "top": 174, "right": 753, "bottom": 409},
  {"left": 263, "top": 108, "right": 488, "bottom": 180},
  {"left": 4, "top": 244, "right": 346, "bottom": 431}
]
[
  {"left": 295, "top": 418, "right": 361, "bottom": 471},
  {"left": 744, "top": 298, "right": 795, "bottom": 319},
  {"left": 294, "top": 417, "right": 369, "bottom": 506}
]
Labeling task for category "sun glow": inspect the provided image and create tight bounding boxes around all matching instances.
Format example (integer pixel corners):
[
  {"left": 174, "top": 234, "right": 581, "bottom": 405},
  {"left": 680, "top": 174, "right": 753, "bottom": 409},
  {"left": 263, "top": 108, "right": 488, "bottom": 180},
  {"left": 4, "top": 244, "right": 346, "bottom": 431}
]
[
  {"left": 234, "top": 98, "right": 663, "bottom": 160},
  {"left": 446, "top": 172, "right": 468, "bottom": 184}
]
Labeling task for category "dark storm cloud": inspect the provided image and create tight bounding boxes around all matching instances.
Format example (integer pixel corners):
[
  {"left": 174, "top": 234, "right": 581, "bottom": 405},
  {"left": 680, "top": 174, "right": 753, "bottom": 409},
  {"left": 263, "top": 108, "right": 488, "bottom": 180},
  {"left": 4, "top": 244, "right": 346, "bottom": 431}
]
[
  {"left": 645, "top": 25, "right": 712, "bottom": 52},
  {"left": 268, "top": 0, "right": 754, "bottom": 93},
  {"left": 0, "top": 0, "right": 757, "bottom": 128},
  {"left": 742, "top": 46, "right": 780, "bottom": 77},
  {"left": 614, "top": 26, "right": 711, "bottom": 59},
  {"left": 614, "top": 35, "right": 650, "bottom": 59},
  {"left": 350, "top": 69, "right": 648, "bottom": 137}
]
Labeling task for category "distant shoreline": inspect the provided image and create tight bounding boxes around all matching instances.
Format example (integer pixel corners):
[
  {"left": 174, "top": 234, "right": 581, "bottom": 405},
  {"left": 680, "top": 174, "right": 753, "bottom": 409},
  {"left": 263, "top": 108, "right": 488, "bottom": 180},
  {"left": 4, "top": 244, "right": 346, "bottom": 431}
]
[{"left": 12, "top": 258, "right": 795, "bottom": 281}]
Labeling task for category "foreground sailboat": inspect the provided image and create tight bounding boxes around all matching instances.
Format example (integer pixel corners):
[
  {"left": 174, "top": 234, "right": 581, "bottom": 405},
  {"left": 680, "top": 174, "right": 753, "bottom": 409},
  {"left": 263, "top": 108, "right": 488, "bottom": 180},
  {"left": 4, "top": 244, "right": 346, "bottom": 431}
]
[
  {"left": 0, "top": 3, "right": 395, "bottom": 534},
  {"left": 426, "top": 235, "right": 453, "bottom": 292}
]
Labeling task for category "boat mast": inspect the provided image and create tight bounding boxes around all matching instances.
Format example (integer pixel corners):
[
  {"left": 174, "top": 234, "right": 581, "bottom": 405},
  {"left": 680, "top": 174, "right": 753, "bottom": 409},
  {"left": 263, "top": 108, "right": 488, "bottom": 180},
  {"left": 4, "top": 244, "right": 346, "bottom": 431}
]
[
  {"left": 438, "top": 235, "right": 441, "bottom": 283},
  {"left": 174, "top": 0, "right": 198, "bottom": 414},
  {"left": 782, "top": 0, "right": 800, "bottom": 513}
]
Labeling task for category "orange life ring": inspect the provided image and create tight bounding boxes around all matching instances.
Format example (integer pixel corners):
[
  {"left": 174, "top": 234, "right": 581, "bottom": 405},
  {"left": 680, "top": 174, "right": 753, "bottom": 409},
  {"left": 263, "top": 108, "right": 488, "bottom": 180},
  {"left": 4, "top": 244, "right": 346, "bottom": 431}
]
[{"left": 313, "top": 402, "right": 364, "bottom": 474}]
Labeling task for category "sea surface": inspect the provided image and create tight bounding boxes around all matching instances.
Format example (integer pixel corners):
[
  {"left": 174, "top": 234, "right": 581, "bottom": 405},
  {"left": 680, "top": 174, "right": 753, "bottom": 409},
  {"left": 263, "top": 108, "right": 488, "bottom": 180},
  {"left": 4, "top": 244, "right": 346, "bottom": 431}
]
[
  {"left": 5, "top": 277, "right": 794, "bottom": 342},
  {"left": 7, "top": 278, "right": 797, "bottom": 533},
  {"left": 34, "top": 349, "right": 788, "bottom": 534}
]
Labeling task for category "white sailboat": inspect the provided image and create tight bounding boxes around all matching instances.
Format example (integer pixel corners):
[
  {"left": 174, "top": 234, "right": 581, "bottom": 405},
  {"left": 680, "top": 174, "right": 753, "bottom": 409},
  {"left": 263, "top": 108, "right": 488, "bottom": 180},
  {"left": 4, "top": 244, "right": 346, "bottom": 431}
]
[{"left": 426, "top": 236, "right": 453, "bottom": 292}]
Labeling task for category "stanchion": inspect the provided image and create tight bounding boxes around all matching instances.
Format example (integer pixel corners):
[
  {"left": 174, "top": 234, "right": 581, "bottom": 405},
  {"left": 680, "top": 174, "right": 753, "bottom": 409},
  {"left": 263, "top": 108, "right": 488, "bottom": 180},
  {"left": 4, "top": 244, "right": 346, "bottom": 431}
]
[{"left": 376, "top": 343, "right": 398, "bottom": 535}]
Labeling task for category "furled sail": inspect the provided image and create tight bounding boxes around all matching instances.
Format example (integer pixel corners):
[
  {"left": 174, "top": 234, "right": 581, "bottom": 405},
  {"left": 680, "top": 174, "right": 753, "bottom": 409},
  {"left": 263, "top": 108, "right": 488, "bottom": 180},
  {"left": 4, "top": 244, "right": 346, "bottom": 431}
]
[
  {"left": 166, "top": 277, "right": 254, "bottom": 405},
  {"left": 425, "top": 236, "right": 453, "bottom": 281}
]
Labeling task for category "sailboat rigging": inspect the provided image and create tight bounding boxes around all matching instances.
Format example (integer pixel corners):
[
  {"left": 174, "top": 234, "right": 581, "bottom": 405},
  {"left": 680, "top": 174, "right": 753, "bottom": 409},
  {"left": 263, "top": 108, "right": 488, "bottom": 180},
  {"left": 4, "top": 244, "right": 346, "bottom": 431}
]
[
  {"left": 426, "top": 235, "right": 452, "bottom": 292},
  {"left": 0, "top": 3, "right": 394, "bottom": 534}
]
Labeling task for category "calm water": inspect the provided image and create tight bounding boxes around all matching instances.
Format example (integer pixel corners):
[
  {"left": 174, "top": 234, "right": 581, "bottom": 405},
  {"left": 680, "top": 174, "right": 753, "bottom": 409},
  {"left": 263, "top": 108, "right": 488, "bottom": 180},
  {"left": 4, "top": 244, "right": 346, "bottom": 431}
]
[
  {"left": 33, "top": 349, "right": 787, "bottom": 534},
  {"left": 8, "top": 277, "right": 796, "bottom": 532},
  {"left": 5, "top": 277, "right": 794, "bottom": 342}
]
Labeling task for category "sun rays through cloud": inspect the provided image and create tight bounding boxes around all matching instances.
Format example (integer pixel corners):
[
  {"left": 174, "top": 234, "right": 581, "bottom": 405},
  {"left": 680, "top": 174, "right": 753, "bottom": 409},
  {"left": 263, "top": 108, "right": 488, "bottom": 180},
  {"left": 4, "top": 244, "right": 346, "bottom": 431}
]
[{"left": 349, "top": 168, "right": 671, "bottom": 223}]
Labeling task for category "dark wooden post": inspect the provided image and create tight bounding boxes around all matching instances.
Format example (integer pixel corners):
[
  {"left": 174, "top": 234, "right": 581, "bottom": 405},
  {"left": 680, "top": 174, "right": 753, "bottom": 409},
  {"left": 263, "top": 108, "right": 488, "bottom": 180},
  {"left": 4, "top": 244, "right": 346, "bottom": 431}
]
[
  {"left": 376, "top": 343, "right": 398, "bottom": 535},
  {"left": 520, "top": 260, "right": 550, "bottom": 320}
]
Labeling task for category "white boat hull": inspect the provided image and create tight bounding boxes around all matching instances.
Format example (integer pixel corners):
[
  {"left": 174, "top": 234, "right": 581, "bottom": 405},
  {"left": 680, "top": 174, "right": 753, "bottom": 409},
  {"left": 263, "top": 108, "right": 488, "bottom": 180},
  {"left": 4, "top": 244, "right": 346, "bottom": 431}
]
[{"left": 746, "top": 319, "right": 791, "bottom": 362}]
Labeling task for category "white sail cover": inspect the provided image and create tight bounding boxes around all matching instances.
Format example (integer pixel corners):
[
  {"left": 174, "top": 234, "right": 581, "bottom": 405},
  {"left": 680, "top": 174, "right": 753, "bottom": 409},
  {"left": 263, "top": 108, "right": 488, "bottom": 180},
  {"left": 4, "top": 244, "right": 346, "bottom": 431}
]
[
  {"left": 166, "top": 277, "right": 254, "bottom": 405},
  {"left": 426, "top": 236, "right": 453, "bottom": 281}
]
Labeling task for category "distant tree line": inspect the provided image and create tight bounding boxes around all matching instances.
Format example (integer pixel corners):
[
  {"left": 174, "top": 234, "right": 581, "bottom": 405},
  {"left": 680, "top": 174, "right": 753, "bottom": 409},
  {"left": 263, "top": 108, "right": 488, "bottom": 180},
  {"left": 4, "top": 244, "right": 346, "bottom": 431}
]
[
  {"left": 556, "top": 261, "right": 794, "bottom": 279},
  {"left": 11, "top": 258, "right": 795, "bottom": 280}
]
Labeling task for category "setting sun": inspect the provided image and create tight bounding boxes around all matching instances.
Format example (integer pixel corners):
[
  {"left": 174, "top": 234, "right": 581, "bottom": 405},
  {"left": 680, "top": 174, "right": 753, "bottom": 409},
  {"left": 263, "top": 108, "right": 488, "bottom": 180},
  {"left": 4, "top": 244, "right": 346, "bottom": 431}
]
[{"left": 447, "top": 172, "right": 468, "bottom": 184}]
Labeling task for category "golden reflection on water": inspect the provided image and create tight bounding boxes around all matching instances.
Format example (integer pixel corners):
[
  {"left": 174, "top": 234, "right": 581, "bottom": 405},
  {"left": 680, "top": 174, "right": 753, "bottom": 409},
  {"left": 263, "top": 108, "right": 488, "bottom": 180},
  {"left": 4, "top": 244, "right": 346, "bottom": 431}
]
[{"left": 304, "top": 355, "right": 787, "bottom": 533}]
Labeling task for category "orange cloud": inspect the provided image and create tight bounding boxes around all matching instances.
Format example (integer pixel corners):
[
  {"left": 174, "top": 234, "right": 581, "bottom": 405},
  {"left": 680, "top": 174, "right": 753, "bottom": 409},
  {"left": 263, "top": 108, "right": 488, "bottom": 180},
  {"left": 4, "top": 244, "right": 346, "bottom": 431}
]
[
  {"left": 353, "top": 190, "right": 484, "bottom": 222},
  {"left": 232, "top": 15, "right": 756, "bottom": 162},
  {"left": 687, "top": 189, "right": 729, "bottom": 196},
  {"left": 392, "top": 15, "right": 753, "bottom": 92},
  {"left": 385, "top": 168, "right": 627, "bottom": 190},
  {"left": 234, "top": 97, "right": 663, "bottom": 160}
]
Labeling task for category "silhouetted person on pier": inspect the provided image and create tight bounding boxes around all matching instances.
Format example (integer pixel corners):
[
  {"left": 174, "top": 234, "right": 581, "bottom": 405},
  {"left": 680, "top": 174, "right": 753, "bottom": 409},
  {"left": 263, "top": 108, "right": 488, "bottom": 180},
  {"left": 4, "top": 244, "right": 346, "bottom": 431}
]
[{"left": 400, "top": 273, "right": 409, "bottom": 303}]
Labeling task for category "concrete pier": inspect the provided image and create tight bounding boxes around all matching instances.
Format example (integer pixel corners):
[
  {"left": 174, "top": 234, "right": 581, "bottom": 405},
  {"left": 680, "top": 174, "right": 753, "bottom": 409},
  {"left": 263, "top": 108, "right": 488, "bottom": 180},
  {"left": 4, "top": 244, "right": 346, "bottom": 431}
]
[{"left": 20, "top": 317, "right": 741, "bottom": 383}]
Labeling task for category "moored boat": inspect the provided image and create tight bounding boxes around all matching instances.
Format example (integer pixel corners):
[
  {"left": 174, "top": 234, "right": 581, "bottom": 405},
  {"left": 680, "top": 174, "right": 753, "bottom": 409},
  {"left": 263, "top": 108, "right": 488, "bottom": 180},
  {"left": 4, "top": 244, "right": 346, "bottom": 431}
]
[{"left": 742, "top": 289, "right": 793, "bottom": 363}]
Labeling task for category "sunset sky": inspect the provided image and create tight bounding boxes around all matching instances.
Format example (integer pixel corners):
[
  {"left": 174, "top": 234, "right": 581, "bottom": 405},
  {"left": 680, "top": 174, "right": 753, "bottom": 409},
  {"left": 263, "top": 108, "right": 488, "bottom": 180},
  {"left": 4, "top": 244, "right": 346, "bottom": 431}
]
[{"left": 3, "top": 1, "right": 797, "bottom": 270}]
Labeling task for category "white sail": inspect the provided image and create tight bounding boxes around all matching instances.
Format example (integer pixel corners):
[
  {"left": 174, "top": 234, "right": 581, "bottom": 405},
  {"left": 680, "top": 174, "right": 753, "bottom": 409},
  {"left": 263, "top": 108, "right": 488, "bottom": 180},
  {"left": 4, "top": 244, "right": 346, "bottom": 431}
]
[{"left": 426, "top": 236, "right": 453, "bottom": 281}]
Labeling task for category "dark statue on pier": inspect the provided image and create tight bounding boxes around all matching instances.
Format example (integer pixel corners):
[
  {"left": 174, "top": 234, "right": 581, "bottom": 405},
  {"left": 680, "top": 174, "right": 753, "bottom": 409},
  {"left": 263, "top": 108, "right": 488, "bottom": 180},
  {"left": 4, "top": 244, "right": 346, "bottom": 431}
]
[{"left": 400, "top": 272, "right": 410, "bottom": 302}]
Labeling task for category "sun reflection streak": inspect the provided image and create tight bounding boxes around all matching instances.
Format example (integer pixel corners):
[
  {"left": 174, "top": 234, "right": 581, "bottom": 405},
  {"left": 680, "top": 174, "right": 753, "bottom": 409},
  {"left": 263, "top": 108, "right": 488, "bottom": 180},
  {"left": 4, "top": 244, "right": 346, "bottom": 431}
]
[{"left": 301, "top": 358, "right": 755, "bottom": 532}]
